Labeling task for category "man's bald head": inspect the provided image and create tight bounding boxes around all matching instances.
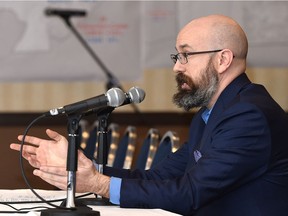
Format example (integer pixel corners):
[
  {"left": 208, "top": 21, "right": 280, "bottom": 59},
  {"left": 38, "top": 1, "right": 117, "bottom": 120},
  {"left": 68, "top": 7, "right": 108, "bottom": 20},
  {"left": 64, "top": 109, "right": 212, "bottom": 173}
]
[{"left": 178, "top": 15, "right": 248, "bottom": 59}]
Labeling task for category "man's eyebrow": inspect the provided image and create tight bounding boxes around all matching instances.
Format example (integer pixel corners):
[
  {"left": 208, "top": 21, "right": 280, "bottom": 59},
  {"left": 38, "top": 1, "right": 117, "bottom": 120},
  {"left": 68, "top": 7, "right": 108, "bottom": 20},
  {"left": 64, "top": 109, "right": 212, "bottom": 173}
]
[{"left": 175, "top": 44, "right": 192, "bottom": 51}]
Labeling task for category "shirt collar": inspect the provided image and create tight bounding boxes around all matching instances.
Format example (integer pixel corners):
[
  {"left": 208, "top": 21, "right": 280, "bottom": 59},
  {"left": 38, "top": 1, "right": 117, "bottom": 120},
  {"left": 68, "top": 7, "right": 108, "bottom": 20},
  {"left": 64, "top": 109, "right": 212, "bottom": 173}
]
[{"left": 201, "top": 107, "right": 213, "bottom": 124}]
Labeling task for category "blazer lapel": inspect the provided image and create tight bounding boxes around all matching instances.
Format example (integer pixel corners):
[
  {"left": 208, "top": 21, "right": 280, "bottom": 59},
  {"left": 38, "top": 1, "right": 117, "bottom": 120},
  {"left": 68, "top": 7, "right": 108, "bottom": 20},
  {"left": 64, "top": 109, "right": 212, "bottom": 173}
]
[
  {"left": 197, "top": 73, "right": 252, "bottom": 154},
  {"left": 185, "top": 108, "right": 206, "bottom": 168}
]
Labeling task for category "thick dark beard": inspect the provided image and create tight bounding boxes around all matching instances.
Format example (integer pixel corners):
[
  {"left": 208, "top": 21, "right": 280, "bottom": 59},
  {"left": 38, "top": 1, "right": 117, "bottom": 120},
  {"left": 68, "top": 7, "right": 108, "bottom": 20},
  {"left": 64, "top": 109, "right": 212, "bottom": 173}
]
[{"left": 173, "top": 58, "right": 219, "bottom": 111}]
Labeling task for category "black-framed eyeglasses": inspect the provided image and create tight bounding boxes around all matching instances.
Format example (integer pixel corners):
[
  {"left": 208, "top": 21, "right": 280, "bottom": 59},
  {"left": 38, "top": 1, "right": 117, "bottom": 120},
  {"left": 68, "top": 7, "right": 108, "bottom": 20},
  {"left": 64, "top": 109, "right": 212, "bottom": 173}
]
[{"left": 170, "top": 49, "right": 223, "bottom": 64}]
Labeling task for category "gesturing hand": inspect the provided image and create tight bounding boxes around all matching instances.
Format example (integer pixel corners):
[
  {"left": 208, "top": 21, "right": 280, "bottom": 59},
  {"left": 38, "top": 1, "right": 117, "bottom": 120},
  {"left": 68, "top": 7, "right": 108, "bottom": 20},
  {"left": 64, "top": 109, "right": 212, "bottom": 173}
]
[
  {"left": 10, "top": 129, "right": 68, "bottom": 169},
  {"left": 10, "top": 128, "right": 111, "bottom": 198},
  {"left": 33, "top": 150, "right": 111, "bottom": 198}
]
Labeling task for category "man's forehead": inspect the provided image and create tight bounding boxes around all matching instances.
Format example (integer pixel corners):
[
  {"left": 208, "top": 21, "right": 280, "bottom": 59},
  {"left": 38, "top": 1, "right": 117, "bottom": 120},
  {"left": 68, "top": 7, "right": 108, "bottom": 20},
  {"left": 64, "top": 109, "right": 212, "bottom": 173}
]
[
  {"left": 176, "top": 25, "right": 212, "bottom": 51},
  {"left": 176, "top": 33, "right": 200, "bottom": 51}
]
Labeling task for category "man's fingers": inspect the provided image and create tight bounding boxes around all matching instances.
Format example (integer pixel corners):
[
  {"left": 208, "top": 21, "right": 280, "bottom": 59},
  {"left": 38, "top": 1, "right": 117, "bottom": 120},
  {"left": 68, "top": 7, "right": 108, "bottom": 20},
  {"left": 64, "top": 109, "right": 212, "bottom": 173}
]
[
  {"left": 10, "top": 144, "right": 35, "bottom": 162},
  {"left": 28, "top": 155, "right": 41, "bottom": 168},
  {"left": 10, "top": 143, "right": 37, "bottom": 155},
  {"left": 46, "top": 129, "right": 64, "bottom": 142},
  {"left": 33, "top": 167, "right": 67, "bottom": 190},
  {"left": 17, "top": 135, "right": 43, "bottom": 146},
  {"left": 10, "top": 143, "right": 21, "bottom": 151},
  {"left": 39, "top": 166, "right": 67, "bottom": 176}
]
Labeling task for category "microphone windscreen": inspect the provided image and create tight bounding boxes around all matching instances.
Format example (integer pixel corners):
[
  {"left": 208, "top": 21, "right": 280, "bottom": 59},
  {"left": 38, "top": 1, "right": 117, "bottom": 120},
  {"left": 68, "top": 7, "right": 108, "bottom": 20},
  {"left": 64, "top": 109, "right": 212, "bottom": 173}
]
[
  {"left": 129, "top": 87, "right": 145, "bottom": 103},
  {"left": 107, "top": 88, "right": 126, "bottom": 107}
]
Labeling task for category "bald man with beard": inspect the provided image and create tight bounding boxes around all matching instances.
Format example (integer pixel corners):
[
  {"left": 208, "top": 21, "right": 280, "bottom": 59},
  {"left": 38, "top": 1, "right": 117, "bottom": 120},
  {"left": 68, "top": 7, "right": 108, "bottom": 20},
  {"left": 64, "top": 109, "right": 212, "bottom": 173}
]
[{"left": 11, "top": 15, "right": 288, "bottom": 215}]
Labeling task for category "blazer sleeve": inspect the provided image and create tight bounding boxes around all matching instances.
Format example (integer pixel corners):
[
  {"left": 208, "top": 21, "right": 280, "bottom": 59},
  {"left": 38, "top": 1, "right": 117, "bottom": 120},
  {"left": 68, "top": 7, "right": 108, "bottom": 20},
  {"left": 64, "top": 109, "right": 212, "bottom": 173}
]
[{"left": 119, "top": 103, "right": 271, "bottom": 215}]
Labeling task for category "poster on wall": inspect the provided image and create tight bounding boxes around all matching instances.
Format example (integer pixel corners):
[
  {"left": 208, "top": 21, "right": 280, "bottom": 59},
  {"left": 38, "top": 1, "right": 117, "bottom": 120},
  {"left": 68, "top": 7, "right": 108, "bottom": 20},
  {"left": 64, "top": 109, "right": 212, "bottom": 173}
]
[
  {"left": 0, "top": 1, "right": 141, "bottom": 82},
  {"left": 0, "top": 1, "right": 287, "bottom": 82},
  {"left": 140, "top": 1, "right": 178, "bottom": 69}
]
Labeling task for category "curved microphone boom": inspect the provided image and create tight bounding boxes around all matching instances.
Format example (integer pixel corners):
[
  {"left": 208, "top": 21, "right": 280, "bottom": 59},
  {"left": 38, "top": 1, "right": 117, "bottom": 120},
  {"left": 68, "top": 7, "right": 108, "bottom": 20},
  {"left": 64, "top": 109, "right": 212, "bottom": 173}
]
[
  {"left": 45, "top": 88, "right": 126, "bottom": 117},
  {"left": 45, "top": 8, "right": 86, "bottom": 18}
]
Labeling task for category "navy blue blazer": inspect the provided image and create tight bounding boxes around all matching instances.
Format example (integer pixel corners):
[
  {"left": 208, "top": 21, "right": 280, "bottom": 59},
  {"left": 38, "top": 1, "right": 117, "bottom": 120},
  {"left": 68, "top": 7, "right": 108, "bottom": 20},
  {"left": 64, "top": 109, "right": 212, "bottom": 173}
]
[{"left": 104, "top": 73, "right": 288, "bottom": 215}]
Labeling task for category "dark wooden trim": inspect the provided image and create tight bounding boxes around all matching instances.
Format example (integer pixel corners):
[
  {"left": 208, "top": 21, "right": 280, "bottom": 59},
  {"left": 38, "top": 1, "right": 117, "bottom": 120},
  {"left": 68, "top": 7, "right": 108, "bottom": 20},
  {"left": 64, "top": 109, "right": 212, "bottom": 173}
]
[{"left": 0, "top": 112, "right": 195, "bottom": 126}]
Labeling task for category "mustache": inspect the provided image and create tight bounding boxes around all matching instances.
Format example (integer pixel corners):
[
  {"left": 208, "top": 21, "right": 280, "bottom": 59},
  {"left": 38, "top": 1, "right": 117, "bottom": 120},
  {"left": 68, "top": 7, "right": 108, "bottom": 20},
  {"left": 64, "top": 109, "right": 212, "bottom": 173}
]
[{"left": 176, "top": 73, "right": 190, "bottom": 87}]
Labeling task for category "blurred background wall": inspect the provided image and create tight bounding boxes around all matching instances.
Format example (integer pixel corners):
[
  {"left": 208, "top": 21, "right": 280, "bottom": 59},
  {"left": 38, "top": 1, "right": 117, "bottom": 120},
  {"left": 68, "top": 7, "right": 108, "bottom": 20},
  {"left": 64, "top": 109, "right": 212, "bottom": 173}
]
[
  {"left": 0, "top": 1, "right": 287, "bottom": 113},
  {"left": 0, "top": 68, "right": 288, "bottom": 113},
  {"left": 0, "top": 1, "right": 288, "bottom": 189}
]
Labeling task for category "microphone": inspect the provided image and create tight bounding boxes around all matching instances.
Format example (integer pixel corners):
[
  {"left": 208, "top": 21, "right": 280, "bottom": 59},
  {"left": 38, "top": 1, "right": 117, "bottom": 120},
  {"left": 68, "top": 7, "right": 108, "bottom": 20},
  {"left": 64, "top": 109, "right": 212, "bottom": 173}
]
[
  {"left": 45, "top": 8, "right": 87, "bottom": 18},
  {"left": 46, "top": 88, "right": 126, "bottom": 117},
  {"left": 123, "top": 86, "right": 146, "bottom": 105},
  {"left": 84, "top": 86, "right": 145, "bottom": 116}
]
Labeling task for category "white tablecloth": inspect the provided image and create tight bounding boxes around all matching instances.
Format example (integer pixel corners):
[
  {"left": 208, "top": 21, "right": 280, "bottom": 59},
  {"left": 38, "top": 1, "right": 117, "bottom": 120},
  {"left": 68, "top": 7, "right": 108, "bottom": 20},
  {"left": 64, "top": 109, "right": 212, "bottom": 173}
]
[{"left": 0, "top": 189, "right": 180, "bottom": 216}]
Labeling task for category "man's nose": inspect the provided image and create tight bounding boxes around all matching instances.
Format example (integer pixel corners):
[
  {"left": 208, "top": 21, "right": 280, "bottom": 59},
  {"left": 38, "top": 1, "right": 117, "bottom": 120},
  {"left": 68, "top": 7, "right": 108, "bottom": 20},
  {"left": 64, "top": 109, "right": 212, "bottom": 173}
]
[{"left": 173, "top": 61, "right": 185, "bottom": 74}]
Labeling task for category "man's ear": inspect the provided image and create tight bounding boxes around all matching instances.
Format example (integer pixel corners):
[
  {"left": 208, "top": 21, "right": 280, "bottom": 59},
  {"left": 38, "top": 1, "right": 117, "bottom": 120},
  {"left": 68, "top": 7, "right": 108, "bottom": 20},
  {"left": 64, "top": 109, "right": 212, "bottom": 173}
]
[{"left": 217, "top": 49, "right": 234, "bottom": 74}]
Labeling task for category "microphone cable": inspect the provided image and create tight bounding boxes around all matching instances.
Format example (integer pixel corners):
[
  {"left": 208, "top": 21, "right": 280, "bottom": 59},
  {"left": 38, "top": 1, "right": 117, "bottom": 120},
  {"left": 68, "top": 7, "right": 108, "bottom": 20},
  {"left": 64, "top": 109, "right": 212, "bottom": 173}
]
[
  {"left": 15, "top": 113, "right": 94, "bottom": 212},
  {"left": 19, "top": 113, "right": 67, "bottom": 210},
  {"left": 0, "top": 192, "right": 94, "bottom": 213}
]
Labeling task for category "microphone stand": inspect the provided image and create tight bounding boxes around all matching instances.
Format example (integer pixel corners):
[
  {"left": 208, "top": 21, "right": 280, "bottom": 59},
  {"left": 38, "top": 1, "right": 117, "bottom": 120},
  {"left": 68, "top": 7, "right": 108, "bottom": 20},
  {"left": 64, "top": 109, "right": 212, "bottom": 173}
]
[
  {"left": 95, "top": 108, "right": 112, "bottom": 177},
  {"left": 54, "top": 13, "right": 140, "bottom": 113},
  {"left": 41, "top": 114, "right": 100, "bottom": 216},
  {"left": 76, "top": 107, "right": 115, "bottom": 206},
  {"left": 94, "top": 108, "right": 114, "bottom": 204}
]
